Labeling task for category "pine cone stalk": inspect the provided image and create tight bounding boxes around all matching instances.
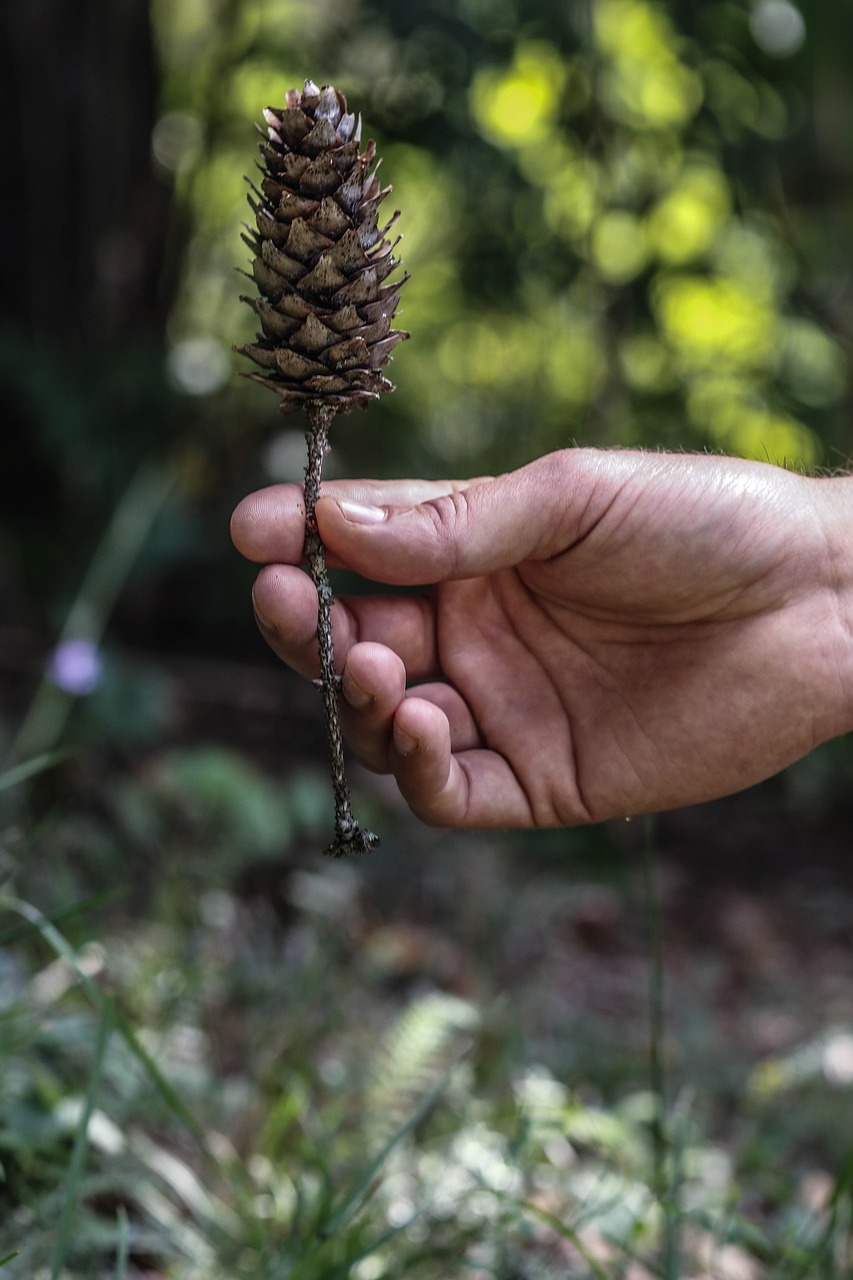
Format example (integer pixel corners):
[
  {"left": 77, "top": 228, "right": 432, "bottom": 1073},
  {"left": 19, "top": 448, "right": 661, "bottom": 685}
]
[
  {"left": 238, "top": 79, "right": 409, "bottom": 857},
  {"left": 303, "top": 399, "right": 378, "bottom": 857}
]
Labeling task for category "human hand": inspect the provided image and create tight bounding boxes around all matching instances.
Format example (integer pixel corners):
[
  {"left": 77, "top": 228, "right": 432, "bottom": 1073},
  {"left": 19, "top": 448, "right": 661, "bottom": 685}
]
[{"left": 231, "top": 449, "right": 853, "bottom": 827}]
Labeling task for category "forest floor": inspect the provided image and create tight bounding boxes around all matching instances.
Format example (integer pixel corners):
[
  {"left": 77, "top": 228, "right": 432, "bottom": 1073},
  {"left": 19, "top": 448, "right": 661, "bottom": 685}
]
[{"left": 3, "top": 657, "right": 853, "bottom": 1277}]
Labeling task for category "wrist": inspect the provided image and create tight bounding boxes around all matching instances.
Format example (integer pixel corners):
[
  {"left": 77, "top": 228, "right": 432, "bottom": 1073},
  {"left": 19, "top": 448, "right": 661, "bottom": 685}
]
[{"left": 817, "top": 475, "right": 853, "bottom": 736}]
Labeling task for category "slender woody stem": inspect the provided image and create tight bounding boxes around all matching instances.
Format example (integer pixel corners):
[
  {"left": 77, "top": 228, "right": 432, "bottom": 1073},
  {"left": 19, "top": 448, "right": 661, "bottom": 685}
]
[{"left": 304, "top": 401, "right": 379, "bottom": 858}]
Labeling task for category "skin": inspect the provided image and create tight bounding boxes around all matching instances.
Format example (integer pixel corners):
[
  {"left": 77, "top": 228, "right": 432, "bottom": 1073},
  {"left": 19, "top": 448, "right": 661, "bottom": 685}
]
[{"left": 231, "top": 448, "right": 853, "bottom": 828}]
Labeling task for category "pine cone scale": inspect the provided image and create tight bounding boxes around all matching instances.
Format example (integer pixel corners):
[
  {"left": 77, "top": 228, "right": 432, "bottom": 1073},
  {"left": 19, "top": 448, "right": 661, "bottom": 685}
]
[
  {"left": 326, "top": 304, "right": 361, "bottom": 332},
  {"left": 258, "top": 240, "right": 303, "bottom": 282},
  {"left": 313, "top": 197, "right": 351, "bottom": 238},
  {"left": 277, "top": 109, "right": 312, "bottom": 148},
  {"left": 255, "top": 303, "right": 299, "bottom": 341},
  {"left": 299, "top": 159, "right": 342, "bottom": 199},
  {"left": 284, "top": 219, "right": 334, "bottom": 264},
  {"left": 303, "top": 117, "right": 339, "bottom": 155}
]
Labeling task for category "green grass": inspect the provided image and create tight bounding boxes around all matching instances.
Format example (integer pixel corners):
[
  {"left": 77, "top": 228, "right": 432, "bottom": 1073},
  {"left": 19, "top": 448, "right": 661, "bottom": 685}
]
[{"left": 3, "top": 746, "right": 853, "bottom": 1278}]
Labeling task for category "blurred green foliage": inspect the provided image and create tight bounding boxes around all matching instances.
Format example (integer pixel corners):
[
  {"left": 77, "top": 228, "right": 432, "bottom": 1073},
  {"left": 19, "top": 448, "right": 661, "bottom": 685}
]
[{"left": 154, "top": 0, "right": 851, "bottom": 487}]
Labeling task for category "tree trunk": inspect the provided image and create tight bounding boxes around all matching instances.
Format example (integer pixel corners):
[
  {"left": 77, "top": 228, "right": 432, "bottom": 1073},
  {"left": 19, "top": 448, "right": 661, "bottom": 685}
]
[{"left": 0, "top": 0, "right": 175, "bottom": 344}]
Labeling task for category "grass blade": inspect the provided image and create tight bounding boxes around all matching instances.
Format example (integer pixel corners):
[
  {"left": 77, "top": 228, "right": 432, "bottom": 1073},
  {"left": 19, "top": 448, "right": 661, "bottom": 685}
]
[
  {"left": 115, "top": 1207, "right": 130, "bottom": 1280},
  {"left": 0, "top": 888, "right": 125, "bottom": 947},
  {"left": 50, "top": 1000, "right": 113, "bottom": 1280},
  {"left": 519, "top": 1200, "right": 614, "bottom": 1280},
  {"left": 0, "top": 749, "right": 73, "bottom": 793}
]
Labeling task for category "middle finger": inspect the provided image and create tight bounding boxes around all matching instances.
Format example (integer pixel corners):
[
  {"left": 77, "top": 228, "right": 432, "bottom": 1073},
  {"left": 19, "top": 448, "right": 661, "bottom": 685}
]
[{"left": 252, "top": 564, "right": 441, "bottom": 680}]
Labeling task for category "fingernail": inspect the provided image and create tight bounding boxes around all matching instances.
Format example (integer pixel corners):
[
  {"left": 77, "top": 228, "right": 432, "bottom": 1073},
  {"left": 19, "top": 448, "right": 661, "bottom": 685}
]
[
  {"left": 393, "top": 723, "right": 418, "bottom": 757},
  {"left": 337, "top": 499, "right": 386, "bottom": 525},
  {"left": 342, "top": 671, "right": 371, "bottom": 709}
]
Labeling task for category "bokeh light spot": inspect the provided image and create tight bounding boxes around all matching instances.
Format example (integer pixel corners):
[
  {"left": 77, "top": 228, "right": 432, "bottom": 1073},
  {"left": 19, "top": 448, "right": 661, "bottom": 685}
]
[
  {"left": 151, "top": 110, "right": 203, "bottom": 174},
  {"left": 647, "top": 168, "right": 731, "bottom": 265},
  {"left": 168, "top": 337, "right": 231, "bottom": 395},
  {"left": 47, "top": 639, "right": 103, "bottom": 696},
  {"left": 750, "top": 1, "right": 806, "bottom": 57},
  {"left": 717, "top": 410, "right": 818, "bottom": 467},
  {"left": 780, "top": 320, "right": 847, "bottom": 407},
  {"left": 591, "top": 210, "right": 648, "bottom": 283},
  {"left": 619, "top": 333, "right": 673, "bottom": 392},
  {"left": 470, "top": 42, "right": 567, "bottom": 146},
  {"left": 655, "top": 274, "right": 775, "bottom": 368},
  {"left": 595, "top": 0, "right": 703, "bottom": 129}
]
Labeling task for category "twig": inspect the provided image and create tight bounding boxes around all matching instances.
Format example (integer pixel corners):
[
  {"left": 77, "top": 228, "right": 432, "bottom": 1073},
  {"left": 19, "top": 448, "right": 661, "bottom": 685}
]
[{"left": 303, "top": 401, "right": 379, "bottom": 858}]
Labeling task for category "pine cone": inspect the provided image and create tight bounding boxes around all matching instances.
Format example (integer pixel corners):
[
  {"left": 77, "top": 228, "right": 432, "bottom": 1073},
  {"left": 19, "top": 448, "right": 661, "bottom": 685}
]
[{"left": 238, "top": 79, "right": 408, "bottom": 414}]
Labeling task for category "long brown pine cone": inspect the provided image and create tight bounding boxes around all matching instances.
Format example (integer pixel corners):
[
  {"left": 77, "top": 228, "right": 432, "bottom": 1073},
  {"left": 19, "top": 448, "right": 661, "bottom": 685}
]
[
  {"left": 237, "top": 80, "right": 409, "bottom": 857},
  {"left": 238, "top": 78, "right": 408, "bottom": 414}
]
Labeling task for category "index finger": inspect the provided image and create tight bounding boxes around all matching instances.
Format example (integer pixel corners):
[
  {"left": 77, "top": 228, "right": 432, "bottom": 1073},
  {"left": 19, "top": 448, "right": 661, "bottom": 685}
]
[{"left": 231, "top": 477, "right": 485, "bottom": 567}]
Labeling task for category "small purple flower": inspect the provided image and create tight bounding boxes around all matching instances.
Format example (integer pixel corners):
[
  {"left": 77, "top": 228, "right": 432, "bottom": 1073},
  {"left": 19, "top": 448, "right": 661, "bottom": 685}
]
[{"left": 47, "top": 638, "right": 103, "bottom": 696}]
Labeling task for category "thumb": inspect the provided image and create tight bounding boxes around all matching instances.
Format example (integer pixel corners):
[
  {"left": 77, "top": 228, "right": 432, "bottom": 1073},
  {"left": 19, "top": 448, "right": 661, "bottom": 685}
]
[{"left": 315, "top": 449, "right": 602, "bottom": 585}]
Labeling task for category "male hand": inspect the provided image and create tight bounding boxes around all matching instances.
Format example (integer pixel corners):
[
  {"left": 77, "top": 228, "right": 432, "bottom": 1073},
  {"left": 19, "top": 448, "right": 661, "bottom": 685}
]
[{"left": 231, "top": 449, "right": 853, "bottom": 827}]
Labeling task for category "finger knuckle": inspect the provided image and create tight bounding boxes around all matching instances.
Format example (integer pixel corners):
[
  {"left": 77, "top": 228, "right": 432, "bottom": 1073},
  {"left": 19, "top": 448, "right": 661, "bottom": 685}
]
[{"left": 422, "top": 490, "right": 471, "bottom": 577}]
